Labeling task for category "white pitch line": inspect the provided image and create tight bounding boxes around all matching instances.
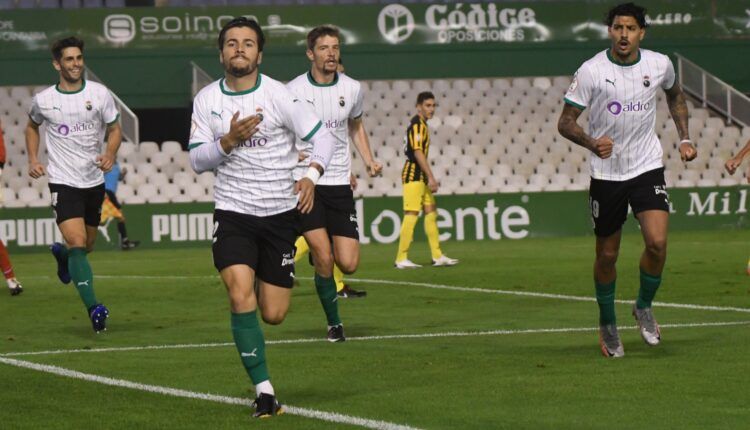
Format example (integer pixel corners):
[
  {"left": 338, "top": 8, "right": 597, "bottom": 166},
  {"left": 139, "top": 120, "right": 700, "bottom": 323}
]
[
  {"left": 0, "top": 356, "right": 420, "bottom": 430},
  {"left": 3, "top": 320, "right": 748, "bottom": 358},
  {"left": 347, "top": 277, "right": 750, "bottom": 314},
  {"left": 24, "top": 274, "right": 750, "bottom": 315}
]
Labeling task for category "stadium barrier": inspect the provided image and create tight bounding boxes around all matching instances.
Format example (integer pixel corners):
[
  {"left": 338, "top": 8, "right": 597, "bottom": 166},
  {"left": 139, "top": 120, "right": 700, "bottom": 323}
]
[
  {"left": 1, "top": 2, "right": 750, "bottom": 108},
  {"left": 0, "top": 187, "right": 746, "bottom": 253}
]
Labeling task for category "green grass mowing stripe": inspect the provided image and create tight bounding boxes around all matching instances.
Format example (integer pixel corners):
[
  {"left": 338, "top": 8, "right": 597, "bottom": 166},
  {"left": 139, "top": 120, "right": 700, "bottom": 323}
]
[
  {"left": 0, "top": 356, "right": 422, "bottom": 430},
  {"left": 3, "top": 320, "right": 748, "bottom": 357},
  {"left": 17, "top": 274, "right": 750, "bottom": 314}
]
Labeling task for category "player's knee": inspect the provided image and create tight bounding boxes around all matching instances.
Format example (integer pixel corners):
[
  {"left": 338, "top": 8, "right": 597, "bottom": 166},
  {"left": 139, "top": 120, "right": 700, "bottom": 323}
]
[
  {"left": 644, "top": 238, "right": 667, "bottom": 259},
  {"left": 67, "top": 237, "right": 86, "bottom": 248},
  {"left": 313, "top": 251, "right": 334, "bottom": 273},
  {"left": 227, "top": 289, "right": 253, "bottom": 311},
  {"left": 336, "top": 256, "right": 359, "bottom": 274},
  {"left": 596, "top": 248, "right": 619, "bottom": 267},
  {"left": 261, "top": 309, "right": 287, "bottom": 325}
]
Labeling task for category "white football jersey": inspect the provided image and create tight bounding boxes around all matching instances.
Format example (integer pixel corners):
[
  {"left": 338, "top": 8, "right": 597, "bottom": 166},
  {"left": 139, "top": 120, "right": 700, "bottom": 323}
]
[
  {"left": 190, "top": 74, "right": 323, "bottom": 217},
  {"left": 564, "top": 48, "right": 676, "bottom": 181},
  {"left": 28, "top": 80, "right": 119, "bottom": 188},
  {"left": 287, "top": 72, "right": 364, "bottom": 185}
]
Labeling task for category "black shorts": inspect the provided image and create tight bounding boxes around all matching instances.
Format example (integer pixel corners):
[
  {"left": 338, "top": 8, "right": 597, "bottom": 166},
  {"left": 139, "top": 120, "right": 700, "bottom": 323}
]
[
  {"left": 49, "top": 183, "right": 105, "bottom": 227},
  {"left": 212, "top": 209, "right": 298, "bottom": 288},
  {"left": 589, "top": 168, "right": 670, "bottom": 237},
  {"left": 299, "top": 184, "right": 359, "bottom": 240}
]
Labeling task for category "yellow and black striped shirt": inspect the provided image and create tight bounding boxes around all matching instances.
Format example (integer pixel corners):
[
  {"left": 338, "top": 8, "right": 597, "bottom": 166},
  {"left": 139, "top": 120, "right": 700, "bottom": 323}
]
[{"left": 402, "top": 115, "right": 430, "bottom": 184}]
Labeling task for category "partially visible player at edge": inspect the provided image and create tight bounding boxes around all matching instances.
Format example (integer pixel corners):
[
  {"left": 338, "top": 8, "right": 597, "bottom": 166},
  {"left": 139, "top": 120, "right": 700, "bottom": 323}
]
[
  {"left": 189, "top": 18, "right": 335, "bottom": 418},
  {"left": 724, "top": 138, "right": 750, "bottom": 275},
  {"left": 26, "top": 36, "right": 121, "bottom": 332},
  {"left": 0, "top": 119, "right": 24, "bottom": 295},
  {"left": 293, "top": 57, "right": 367, "bottom": 299},
  {"left": 288, "top": 25, "right": 383, "bottom": 340},
  {"left": 558, "top": 2, "right": 697, "bottom": 358},
  {"left": 102, "top": 161, "right": 140, "bottom": 250},
  {"left": 394, "top": 91, "right": 458, "bottom": 269}
]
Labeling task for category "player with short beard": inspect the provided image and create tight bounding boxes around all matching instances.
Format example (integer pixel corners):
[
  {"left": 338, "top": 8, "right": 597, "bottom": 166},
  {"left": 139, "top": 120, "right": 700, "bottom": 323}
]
[
  {"left": 287, "top": 26, "right": 383, "bottom": 341},
  {"left": 189, "top": 17, "right": 336, "bottom": 418},
  {"left": 558, "top": 2, "right": 697, "bottom": 358}
]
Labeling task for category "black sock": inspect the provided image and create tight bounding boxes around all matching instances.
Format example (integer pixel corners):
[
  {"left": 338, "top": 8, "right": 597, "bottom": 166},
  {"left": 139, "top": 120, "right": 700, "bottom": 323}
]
[{"left": 118, "top": 222, "right": 128, "bottom": 243}]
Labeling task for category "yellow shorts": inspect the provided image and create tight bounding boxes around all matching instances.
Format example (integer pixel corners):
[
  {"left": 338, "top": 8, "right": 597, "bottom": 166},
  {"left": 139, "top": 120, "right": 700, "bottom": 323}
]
[{"left": 402, "top": 181, "right": 435, "bottom": 212}]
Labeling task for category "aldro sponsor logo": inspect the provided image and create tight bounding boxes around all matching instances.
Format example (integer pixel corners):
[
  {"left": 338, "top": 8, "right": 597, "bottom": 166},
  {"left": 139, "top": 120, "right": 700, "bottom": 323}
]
[
  {"left": 57, "top": 122, "right": 95, "bottom": 136},
  {"left": 606, "top": 100, "right": 650, "bottom": 116},
  {"left": 237, "top": 137, "right": 268, "bottom": 148},
  {"left": 324, "top": 119, "right": 345, "bottom": 129}
]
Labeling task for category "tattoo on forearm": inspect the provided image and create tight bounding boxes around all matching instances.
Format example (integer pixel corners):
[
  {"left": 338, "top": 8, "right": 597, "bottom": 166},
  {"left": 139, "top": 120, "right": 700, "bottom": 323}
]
[
  {"left": 558, "top": 111, "right": 593, "bottom": 150},
  {"left": 667, "top": 90, "right": 690, "bottom": 141}
]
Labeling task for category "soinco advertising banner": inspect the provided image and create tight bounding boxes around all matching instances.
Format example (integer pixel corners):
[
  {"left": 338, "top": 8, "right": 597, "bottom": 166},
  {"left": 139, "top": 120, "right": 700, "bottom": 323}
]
[
  {"left": 0, "top": 187, "right": 747, "bottom": 253},
  {"left": 0, "top": 1, "right": 748, "bottom": 52}
]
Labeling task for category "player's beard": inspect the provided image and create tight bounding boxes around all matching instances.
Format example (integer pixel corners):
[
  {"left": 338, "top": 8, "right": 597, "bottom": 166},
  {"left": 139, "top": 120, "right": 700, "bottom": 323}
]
[
  {"left": 225, "top": 57, "right": 257, "bottom": 78},
  {"left": 60, "top": 67, "right": 83, "bottom": 85}
]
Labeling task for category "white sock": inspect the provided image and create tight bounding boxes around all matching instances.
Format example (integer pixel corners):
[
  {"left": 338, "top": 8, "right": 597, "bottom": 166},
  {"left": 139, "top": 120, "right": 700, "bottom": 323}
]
[{"left": 255, "top": 380, "right": 274, "bottom": 397}]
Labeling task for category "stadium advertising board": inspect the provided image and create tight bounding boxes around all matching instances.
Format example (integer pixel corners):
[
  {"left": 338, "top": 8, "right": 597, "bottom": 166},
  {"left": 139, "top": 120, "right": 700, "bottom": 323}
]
[
  {"left": 0, "top": 0, "right": 747, "bottom": 52},
  {"left": 0, "top": 187, "right": 746, "bottom": 253}
]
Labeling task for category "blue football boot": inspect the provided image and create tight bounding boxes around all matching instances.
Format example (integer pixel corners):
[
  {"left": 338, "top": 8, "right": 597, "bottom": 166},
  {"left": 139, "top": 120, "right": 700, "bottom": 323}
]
[
  {"left": 50, "top": 242, "right": 71, "bottom": 284},
  {"left": 88, "top": 304, "right": 109, "bottom": 333}
]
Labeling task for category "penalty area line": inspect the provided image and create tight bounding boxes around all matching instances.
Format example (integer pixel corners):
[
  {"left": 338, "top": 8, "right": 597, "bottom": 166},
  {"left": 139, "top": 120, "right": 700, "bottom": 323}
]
[{"left": 0, "top": 356, "right": 421, "bottom": 430}]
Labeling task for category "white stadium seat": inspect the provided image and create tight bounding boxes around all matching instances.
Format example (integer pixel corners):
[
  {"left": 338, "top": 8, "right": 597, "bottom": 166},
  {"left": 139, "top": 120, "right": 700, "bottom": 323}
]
[
  {"left": 17, "top": 187, "right": 40, "bottom": 206},
  {"left": 197, "top": 172, "right": 215, "bottom": 188},
  {"left": 138, "top": 141, "right": 160, "bottom": 159},
  {"left": 137, "top": 184, "right": 158, "bottom": 201}
]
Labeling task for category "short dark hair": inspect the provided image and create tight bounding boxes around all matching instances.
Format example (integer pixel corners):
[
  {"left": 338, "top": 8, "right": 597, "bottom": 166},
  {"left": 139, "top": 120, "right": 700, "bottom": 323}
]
[
  {"left": 606, "top": 2, "right": 648, "bottom": 28},
  {"left": 51, "top": 37, "right": 84, "bottom": 62},
  {"left": 218, "top": 17, "right": 265, "bottom": 52},
  {"left": 416, "top": 91, "right": 435, "bottom": 105},
  {"left": 306, "top": 25, "right": 340, "bottom": 51}
]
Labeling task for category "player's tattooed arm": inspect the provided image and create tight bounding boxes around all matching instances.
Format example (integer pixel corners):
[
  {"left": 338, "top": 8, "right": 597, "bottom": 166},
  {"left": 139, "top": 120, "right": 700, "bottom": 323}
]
[
  {"left": 665, "top": 83, "right": 689, "bottom": 141},
  {"left": 665, "top": 83, "right": 696, "bottom": 161},
  {"left": 558, "top": 104, "right": 613, "bottom": 159}
]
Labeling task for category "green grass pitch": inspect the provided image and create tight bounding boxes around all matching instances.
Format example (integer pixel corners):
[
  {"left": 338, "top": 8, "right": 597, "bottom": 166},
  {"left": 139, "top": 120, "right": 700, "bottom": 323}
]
[{"left": 1, "top": 229, "right": 748, "bottom": 429}]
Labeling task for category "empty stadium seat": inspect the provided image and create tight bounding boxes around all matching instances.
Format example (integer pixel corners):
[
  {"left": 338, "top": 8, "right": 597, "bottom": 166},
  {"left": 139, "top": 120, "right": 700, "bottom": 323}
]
[{"left": 161, "top": 140, "right": 183, "bottom": 156}]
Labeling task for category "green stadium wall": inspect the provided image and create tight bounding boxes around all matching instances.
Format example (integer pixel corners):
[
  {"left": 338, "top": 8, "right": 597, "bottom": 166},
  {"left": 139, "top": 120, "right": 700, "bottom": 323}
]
[
  {"left": 0, "top": 187, "right": 747, "bottom": 253},
  {"left": 1, "top": 2, "right": 749, "bottom": 109}
]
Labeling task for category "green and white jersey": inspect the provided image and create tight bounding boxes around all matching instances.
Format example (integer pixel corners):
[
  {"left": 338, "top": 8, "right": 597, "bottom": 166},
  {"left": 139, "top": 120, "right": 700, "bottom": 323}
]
[
  {"left": 28, "top": 80, "right": 119, "bottom": 188},
  {"left": 287, "top": 72, "right": 364, "bottom": 185},
  {"left": 564, "top": 48, "right": 676, "bottom": 181},
  {"left": 189, "top": 74, "right": 323, "bottom": 217}
]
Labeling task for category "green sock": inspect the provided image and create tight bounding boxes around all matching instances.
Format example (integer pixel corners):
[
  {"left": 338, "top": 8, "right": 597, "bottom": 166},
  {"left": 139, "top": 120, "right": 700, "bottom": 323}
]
[
  {"left": 231, "top": 311, "right": 269, "bottom": 385},
  {"left": 637, "top": 269, "right": 662, "bottom": 309},
  {"left": 595, "top": 279, "right": 616, "bottom": 326},
  {"left": 68, "top": 247, "right": 97, "bottom": 309},
  {"left": 315, "top": 273, "right": 341, "bottom": 326}
]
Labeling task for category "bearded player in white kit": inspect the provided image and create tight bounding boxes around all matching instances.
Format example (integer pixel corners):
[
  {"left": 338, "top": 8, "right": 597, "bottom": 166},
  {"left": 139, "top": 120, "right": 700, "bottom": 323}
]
[
  {"left": 26, "top": 36, "right": 122, "bottom": 333},
  {"left": 558, "top": 3, "right": 697, "bottom": 358},
  {"left": 287, "top": 25, "right": 382, "bottom": 342},
  {"left": 189, "top": 18, "right": 335, "bottom": 418}
]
